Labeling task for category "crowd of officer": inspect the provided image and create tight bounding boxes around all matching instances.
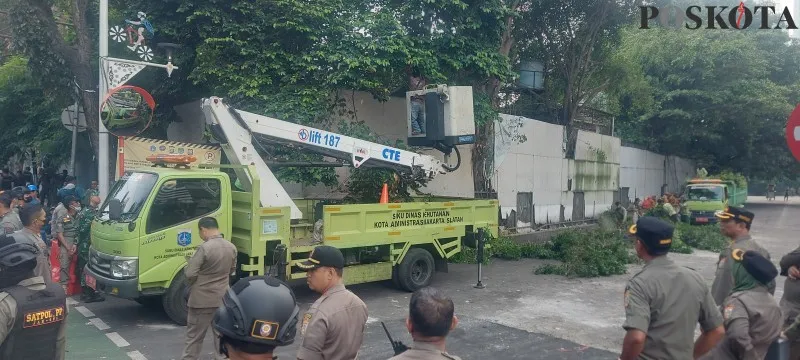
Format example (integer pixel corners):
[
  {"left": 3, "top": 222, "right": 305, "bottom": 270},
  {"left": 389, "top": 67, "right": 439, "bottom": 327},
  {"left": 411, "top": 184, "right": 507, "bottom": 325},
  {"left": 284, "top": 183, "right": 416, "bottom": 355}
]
[
  {"left": 6, "top": 189, "right": 800, "bottom": 359},
  {"left": 620, "top": 206, "right": 800, "bottom": 360}
]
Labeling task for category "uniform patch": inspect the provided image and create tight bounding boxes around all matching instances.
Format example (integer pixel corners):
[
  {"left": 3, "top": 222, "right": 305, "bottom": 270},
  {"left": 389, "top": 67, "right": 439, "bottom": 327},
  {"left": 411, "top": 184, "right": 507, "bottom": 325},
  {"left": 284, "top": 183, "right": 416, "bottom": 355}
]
[
  {"left": 23, "top": 306, "right": 65, "bottom": 328},
  {"left": 251, "top": 320, "right": 279, "bottom": 340},
  {"left": 301, "top": 313, "right": 312, "bottom": 335},
  {"left": 723, "top": 304, "right": 735, "bottom": 320},
  {"left": 624, "top": 289, "right": 630, "bottom": 308}
]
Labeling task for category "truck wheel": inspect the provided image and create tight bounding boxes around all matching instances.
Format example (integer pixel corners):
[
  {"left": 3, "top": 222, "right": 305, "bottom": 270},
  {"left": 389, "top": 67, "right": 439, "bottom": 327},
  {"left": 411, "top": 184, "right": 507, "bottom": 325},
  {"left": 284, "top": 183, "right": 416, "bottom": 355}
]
[
  {"left": 162, "top": 270, "right": 189, "bottom": 326},
  {"left": 397, "top": 248, "right": 435, "bottom": 292}
]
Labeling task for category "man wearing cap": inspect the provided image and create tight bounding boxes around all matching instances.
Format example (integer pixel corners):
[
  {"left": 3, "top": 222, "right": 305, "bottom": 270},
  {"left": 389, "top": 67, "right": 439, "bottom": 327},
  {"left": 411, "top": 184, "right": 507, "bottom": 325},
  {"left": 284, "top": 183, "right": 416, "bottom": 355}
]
[
  {"left": 712, "top": 206, "right": 773, "bottom": 306},
  {"left": 24, "top": 184, "right": 40, "bottom": 205},
  {"left": 297, "top": 245, "right": 368, "bottom": 360},
  {"left": 621, "top": 217, "right": 724, "bottom": 360},
  {"left": 0, "top": 193, "right": 22, "bottom": 235},
  {"left": 700, "top": 249, "right": 782, "bottom": 360},
  {"left": 181, "top": 217, "right": 237, "bottom": 360}
]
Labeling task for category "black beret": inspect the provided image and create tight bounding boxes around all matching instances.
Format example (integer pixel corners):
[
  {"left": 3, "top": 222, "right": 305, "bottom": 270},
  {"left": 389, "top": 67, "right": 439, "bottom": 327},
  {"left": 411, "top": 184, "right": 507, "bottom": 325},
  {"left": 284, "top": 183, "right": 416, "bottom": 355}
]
[
  {"left": 734, "top": 249, "right": 777, "bottom": 284},
  {"left": 716, "top": 206, "right": 754, "bottom": 225},
  {"left": 629, "top": 217, "right": 674, "bottom": 255}
]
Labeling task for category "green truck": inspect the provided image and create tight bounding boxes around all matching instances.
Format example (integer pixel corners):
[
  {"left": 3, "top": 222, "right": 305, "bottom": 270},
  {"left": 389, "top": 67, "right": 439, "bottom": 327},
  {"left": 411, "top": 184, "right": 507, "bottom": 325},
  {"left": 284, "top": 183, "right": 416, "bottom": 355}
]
[
  {"left": 84, "top": 166, "right": 498, "bottom": 325},
  {"left": 681, "top": 178, "right": 748, "bottom": 225}
]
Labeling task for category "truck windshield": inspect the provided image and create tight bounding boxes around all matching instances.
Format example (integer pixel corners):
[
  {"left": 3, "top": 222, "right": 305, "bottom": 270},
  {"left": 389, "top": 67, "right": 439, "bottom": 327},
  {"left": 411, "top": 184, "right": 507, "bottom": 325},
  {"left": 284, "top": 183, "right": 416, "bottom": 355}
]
[
  {"left": 686, "top": 185, "right": 725, "bottom": 201},
  {"left": 98, "top": 172, "right": 158, "bottom": 221}
]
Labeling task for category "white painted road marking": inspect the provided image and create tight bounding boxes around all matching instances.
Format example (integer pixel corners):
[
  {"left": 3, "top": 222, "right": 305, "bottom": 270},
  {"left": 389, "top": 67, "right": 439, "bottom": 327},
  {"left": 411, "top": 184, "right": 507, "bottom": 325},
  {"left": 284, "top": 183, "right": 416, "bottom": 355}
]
[
  {"left": 74, "top": 306, "right": 96, "bottom": 318},
  {"left": 89, "top": 317, "right": 111, "bottom": 331},
  {"left": 127, "top": 350, "right": 148, "bottom": 360},
  {"left": 69, "top": 301, "right": 145, "bottom": 358},
  {"left": 106, "top": 332, "right": 131, "bottom": 347}
]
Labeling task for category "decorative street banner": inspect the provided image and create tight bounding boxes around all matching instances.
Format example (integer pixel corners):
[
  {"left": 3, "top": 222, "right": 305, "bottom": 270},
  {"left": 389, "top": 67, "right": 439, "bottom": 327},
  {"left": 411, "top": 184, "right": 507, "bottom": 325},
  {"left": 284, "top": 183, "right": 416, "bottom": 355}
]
[
  {"left": 117, "top": 137, "right": 222, "bottom": 180},
  {"left": 106, "top": 59, "right": 146, "bottom": 89}
]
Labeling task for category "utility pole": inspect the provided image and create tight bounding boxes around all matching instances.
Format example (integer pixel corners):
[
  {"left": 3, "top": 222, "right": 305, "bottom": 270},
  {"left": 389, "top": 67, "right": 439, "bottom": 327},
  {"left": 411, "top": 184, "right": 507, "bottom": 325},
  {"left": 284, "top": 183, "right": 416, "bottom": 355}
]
[{"left": 98, "top": 0, "right": 110, "bottom": 198}]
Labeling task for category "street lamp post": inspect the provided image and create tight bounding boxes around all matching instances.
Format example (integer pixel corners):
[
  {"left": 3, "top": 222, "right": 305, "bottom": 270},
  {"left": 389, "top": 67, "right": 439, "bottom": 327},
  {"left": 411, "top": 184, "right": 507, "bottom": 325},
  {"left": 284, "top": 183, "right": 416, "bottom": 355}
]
[{"left": 98, "top": 0, "right": 110, "bottom": 198}]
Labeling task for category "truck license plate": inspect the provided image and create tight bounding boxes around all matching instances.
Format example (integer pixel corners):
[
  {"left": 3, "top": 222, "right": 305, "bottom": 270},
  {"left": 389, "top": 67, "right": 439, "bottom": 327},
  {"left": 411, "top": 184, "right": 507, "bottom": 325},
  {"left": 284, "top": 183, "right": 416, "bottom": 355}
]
[
  {"left": 696, "top": 217, "right": 708, "bottom": 223},
  {"left": 85, "top": 274, "right": 96, "bottom": 290}
]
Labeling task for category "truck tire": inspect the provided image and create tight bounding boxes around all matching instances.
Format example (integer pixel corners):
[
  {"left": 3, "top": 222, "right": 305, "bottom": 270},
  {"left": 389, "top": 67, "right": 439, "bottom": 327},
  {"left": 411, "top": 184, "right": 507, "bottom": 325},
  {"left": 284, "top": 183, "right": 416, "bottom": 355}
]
[
  {"left": 162, "top": 270, "right": 189, "bottom": 326},
  {"left": 396, "top": 248, "right": 435, "bottom": 292}
]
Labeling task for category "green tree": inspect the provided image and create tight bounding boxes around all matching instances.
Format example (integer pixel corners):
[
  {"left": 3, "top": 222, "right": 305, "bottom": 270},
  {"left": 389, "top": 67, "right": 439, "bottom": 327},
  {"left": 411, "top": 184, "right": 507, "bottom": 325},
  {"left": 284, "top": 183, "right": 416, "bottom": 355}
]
[
  {"left": 0, "top": 56, "right": 71, "bottom": 165},
  {"left": 610, "top": 27, "right": 800, "bottom": 179},
  {"left": 512, "top": 0, "right": 638, "bottom": 158},
  {"left": 117, "top": 0, "right": 517, "bottom": 196}
]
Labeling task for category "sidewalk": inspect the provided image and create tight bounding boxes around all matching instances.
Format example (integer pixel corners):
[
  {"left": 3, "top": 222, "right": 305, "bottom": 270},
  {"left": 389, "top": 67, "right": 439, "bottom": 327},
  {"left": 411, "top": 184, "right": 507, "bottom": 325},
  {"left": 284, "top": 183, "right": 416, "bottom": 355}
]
[{"left": 65, "top": 299, "right": 133, "bottom": 360}]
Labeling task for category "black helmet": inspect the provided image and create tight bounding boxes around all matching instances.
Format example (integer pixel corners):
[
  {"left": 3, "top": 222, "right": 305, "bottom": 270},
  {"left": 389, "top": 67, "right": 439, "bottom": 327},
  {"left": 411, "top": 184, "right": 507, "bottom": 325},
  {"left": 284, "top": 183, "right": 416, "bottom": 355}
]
[
  {"left": 213, "top": 276, "right": 300, "bottom": 350},
  {"left": 0, "top": 235, "right": 37, "bottom": 270}
]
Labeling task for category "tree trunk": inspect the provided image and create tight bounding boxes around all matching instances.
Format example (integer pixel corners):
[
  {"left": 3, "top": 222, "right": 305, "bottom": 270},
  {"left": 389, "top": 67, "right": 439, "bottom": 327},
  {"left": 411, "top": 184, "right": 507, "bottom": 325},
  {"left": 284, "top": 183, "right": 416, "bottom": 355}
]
[{"left": 471, "top": 0, "right": 521, "bottom": 198}]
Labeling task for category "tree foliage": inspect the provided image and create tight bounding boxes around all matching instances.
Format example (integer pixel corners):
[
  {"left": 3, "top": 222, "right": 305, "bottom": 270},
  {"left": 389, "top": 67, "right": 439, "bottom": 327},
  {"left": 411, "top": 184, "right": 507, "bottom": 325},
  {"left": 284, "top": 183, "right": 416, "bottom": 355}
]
[
  {"left": 610, "top": 27, "right": 800, "bottom": 179},
  {"left": 117, "top": 0, "right": 517, "bottom": 196},
  {"left": 0, "top": 56, "right": 71, "bottom": 166},
  {"left": 512, "top": 0, "right": 637, "bottom": 158}
]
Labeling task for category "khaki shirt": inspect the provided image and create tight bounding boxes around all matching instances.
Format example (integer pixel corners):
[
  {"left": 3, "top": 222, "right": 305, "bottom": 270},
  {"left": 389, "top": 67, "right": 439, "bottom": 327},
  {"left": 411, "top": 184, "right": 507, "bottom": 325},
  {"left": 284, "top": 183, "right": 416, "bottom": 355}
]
[
  {"left": 700, "top": 288, "right": 782, "bottom": 360},
  {"left": 623, "top": 256, "right": 723, "bottom": 360},
  {"left": 50, "top": 204, "right": 66, "bottom": 237},
  {"left": 0, "top": 210, "right": 22, "bottom": 235},
  {"left": 12, "top": 228, "right": 51, "bottom": 283},
  {"left": 54, "top": 213, "right": 78, "bottom": 249},
  {"left": 0, "top": 277, "right": 66, "bottom": 360},
  {"left": 779, "top": 246, "right": 800, "bottom": 327},
  {"left": 184, "top": 235, "right": 237, "bottom": 309},
  {"left": 711, "top": 235, "right": 774, "bottom": 306},
  {"left": 388, "top": 341, "right": 461, "bottom": 360},
  {"left": 298, "top": 283, "right": 369, "bottom": 360}
]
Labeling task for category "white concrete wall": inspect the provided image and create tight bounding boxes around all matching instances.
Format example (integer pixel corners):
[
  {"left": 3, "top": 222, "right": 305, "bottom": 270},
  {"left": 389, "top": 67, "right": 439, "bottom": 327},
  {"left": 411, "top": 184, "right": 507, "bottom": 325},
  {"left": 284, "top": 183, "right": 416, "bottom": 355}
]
[
  {"left": 493, "top": 114, "right": 620, "bottom": 225},
  {"left": 619, "top": 147, "right": 696, "bottom": 201}
]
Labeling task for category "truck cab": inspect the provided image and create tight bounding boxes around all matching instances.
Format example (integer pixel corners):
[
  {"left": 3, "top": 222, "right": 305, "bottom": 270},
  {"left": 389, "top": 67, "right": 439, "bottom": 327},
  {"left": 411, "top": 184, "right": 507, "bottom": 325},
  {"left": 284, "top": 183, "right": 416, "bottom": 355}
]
[
  {"left": 682, "top": 179, "right": 732, "bottom": 224},
  {"left": 85, "top": 168, "right": 232, "bottom": 323}
]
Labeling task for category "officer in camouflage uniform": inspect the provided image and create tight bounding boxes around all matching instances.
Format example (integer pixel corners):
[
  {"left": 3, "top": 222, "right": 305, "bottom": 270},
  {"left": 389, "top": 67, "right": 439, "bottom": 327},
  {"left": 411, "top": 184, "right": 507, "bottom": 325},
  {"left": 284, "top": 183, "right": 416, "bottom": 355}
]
[
  {"left": 76, "top": 195, "right": 103, "bottom": 302},
  {"left": 54, "top": 197, "right": 80, "bottom": 290}
]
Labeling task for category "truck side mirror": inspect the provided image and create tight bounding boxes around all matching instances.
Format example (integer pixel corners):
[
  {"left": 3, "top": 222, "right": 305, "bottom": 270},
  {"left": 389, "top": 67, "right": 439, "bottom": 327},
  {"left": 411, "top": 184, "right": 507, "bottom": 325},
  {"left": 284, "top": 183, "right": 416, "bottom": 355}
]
[{"left": 109, "top": 199, "right": 123, "bottom": 221}]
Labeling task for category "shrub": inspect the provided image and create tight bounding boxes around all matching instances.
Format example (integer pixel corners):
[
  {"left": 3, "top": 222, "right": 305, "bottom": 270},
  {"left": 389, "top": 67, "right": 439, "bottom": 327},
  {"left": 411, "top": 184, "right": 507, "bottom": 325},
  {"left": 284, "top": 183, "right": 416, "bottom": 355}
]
[{"left": 675, "top": 222, "right": 727, "bottom": 252}]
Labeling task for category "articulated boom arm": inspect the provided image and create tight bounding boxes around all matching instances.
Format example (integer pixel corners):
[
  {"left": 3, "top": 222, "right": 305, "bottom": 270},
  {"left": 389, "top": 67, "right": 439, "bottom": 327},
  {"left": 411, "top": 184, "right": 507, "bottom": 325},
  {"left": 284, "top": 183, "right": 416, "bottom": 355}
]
[{"left": 201, "top": 96, "right": 450, "bottom": 220}]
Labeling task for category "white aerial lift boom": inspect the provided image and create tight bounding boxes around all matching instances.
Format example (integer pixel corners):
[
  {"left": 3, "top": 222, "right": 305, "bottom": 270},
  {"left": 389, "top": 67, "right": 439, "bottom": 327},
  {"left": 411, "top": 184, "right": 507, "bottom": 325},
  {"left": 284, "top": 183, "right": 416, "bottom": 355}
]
[{"left": 201, "top": 85, "right": 476, "bottom": 220}]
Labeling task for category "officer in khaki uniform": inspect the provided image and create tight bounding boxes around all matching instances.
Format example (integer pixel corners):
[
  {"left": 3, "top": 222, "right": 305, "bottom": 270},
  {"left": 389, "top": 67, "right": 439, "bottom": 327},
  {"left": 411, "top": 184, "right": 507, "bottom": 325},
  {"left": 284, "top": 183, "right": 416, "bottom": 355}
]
[
  {"left": 621, "top": 217, "right": 724, "bottom": 360},
  {"left": 297, "top": 245, "right": 368, "bottom": 360},
  {"left": 712, "top": 206, "right": 774, "bottom": 306},
  {"left": 701, "top": 249, "right": 782, "bottom": 359},
  {"left": 181, "top": 217, "right": 237, "bottom": 360},
  {"left": 54, "top": 197, "right": 80, "bottom": 289},
  {"left": 12, "top": 204, "right": 51, "bottom": 282},
  {"left": 0, "top": 193, "right": 22, "bottom": 235},
  {"left": 0, "top": 234, "right": 67, "bottom": 359},
  {"left": 779, "top": 246, "right": 800, "bottom": 359},
  {"left": 389, "top": 287, "right": 461, "bottom": 360}
]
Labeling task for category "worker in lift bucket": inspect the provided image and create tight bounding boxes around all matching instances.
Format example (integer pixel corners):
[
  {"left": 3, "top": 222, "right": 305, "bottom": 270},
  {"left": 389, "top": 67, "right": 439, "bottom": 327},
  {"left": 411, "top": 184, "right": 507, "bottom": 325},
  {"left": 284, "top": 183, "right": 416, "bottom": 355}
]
[{"left": 408, "top": 67, "right": 427, "bottom": 136}]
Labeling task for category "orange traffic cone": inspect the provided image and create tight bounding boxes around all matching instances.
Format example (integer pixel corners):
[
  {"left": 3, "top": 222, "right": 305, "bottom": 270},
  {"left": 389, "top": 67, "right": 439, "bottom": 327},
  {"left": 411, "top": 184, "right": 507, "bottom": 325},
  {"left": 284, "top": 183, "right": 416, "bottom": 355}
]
[{"left": 379, "top": 183, "right": 389, "bottom": 204}]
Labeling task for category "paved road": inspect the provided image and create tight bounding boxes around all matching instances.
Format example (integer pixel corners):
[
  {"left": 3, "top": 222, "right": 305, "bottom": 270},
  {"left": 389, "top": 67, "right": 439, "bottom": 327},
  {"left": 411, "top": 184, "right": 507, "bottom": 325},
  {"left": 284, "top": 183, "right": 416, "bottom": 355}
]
[{"left": 64, "top": 196, "right": 800, "bottom": 360}]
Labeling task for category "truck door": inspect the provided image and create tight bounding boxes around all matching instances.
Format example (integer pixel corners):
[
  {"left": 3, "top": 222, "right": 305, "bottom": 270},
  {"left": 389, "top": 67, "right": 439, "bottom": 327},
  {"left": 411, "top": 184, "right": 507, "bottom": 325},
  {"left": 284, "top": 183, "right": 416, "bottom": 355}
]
[{"left": 144, "top": 177, "right": 224, "bottom": 264}]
